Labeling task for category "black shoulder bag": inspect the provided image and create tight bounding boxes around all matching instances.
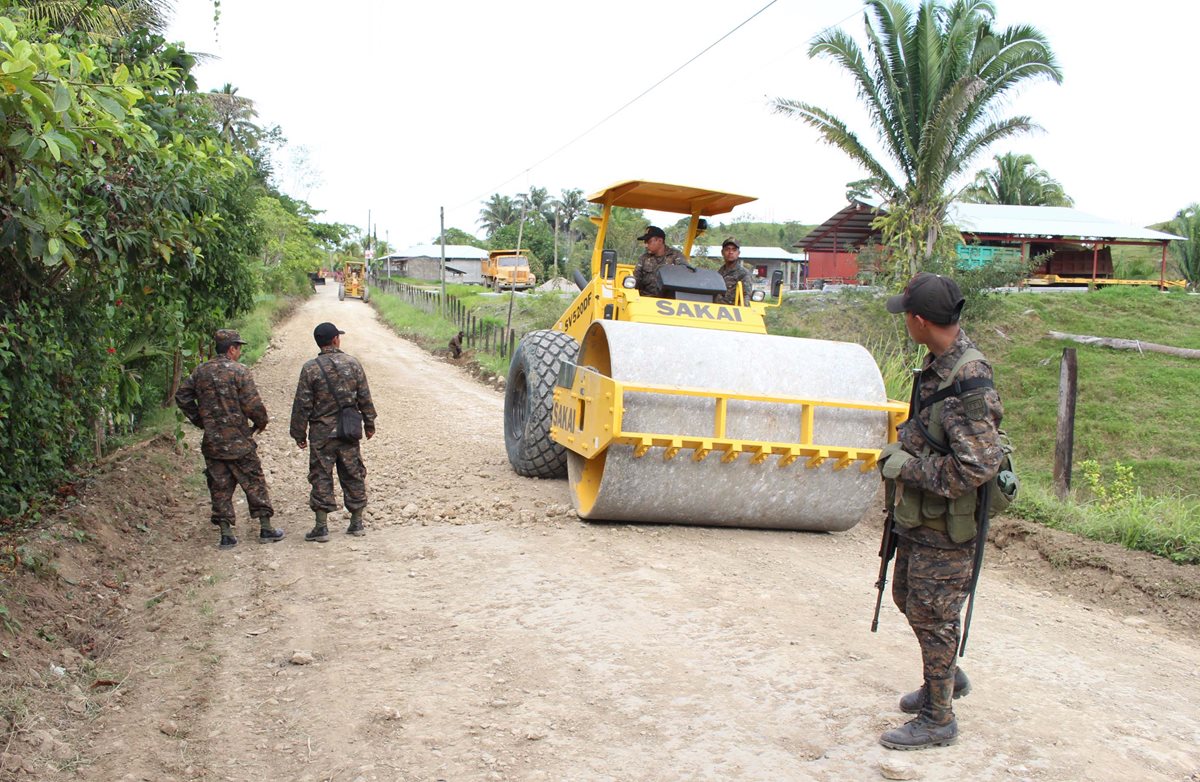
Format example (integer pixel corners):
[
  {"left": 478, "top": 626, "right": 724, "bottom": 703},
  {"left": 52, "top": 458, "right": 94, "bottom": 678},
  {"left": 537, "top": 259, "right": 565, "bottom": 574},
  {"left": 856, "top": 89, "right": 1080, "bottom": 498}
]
[{"left": 315, "top": 357, "right": 363, "bottom": 442}]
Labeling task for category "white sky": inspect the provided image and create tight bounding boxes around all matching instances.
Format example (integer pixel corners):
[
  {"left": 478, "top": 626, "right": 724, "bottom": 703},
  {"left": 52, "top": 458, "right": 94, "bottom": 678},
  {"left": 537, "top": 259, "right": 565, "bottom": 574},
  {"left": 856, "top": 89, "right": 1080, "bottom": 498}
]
[{"left": 165, "top": 0, "right": 1200, "bottom": 248}]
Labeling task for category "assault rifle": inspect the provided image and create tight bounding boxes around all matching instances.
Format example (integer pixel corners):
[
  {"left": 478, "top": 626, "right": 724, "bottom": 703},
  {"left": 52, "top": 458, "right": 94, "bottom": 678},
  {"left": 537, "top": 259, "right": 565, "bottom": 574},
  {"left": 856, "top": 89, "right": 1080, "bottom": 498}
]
[
  {"left": 958, "top": 481, "right": 991, "bottom": 656},
  {"left": 871, "top": 368, "right": 921, "bottom": 633}
]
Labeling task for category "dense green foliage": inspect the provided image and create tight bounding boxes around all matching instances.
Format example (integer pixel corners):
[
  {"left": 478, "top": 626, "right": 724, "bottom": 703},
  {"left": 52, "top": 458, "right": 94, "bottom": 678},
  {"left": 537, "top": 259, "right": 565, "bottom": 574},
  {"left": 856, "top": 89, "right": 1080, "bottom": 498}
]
[
  {"left": 0, "top": 14, "right": 331, "bottom": 518},
  {"left": 703, "top": 221, "right": 815, "bottom": 249},
  {"left": 773, "top": 0, "right": 1062, "bottom": 278},
  {"left": 1169, "top": 205, "right": 1200, "bottom": 289}
]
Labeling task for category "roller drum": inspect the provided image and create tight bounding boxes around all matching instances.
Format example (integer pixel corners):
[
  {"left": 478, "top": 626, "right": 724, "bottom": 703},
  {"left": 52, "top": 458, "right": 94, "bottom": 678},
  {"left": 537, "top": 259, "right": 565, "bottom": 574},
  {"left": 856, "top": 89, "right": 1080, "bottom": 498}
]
[{"left": 567, "top": 321, "right": 888, "bottom": 531}]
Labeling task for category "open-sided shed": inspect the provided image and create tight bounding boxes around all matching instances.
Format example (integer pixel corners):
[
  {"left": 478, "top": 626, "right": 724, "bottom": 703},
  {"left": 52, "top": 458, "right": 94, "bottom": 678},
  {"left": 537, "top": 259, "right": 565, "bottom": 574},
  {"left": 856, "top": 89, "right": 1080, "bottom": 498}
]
[{"left": 797, "top": 200, "right": 1185, "bottom": 287}]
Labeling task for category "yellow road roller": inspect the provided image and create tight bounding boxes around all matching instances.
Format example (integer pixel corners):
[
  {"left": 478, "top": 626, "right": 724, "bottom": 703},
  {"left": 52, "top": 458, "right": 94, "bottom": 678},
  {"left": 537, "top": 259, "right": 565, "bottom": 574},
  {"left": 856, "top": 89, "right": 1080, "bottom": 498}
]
[{"left": 502, "top": 181, "right": 907, "bottom": 531}]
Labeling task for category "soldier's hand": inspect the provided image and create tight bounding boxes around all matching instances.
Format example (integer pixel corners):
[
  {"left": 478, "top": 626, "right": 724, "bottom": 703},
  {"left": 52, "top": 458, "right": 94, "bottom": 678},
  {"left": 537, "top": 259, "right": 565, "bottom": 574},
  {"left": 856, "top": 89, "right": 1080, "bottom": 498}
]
[
  {"left": 365, "top": 429, "right": 375, "bottom": 440},
  {"left": 296, "top": 439, "right": 307, "bottom": 450}
]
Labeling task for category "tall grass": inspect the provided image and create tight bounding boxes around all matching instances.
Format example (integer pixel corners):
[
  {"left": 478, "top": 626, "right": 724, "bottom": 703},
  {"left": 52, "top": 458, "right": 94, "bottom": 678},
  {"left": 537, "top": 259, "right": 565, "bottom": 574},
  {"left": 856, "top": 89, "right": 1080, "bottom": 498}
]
[
  {"left": 234, "top": 293, "right": 301, "bottom": 366},
  {"left": 1015, "top": 483, "right": 1200, "bottom": 564}
]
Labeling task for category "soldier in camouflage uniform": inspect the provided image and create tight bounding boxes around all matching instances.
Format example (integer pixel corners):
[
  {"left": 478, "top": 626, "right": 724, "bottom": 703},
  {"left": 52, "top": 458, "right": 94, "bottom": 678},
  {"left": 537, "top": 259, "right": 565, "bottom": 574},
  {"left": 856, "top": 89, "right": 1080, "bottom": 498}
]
[
  {"left": 289, "top": 322, "right": 377, "bottom": 542},
  {"left": 876, "top": 273, "right": 1004, "bottom": 750},
  {"left": 715, "top": 238, "right": 756, "bottom": 305},
  {"left": 633, "top": 225, "right": 686, "bottom": 297},
  {"left": 175, "top": 329, "right": 283, "bottom": 549}
]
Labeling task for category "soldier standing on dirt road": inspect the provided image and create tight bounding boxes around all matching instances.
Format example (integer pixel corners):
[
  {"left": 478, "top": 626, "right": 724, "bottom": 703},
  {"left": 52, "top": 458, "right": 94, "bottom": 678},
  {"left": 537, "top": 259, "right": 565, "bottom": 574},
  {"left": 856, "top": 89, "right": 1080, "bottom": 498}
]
[
  {"left": 875, "top": 273, "right": 1004, "bottom": 750},
  {"left": 175, "top": 329, "right": 284, "bottom": 549},
  {"left": 289, "top": 322, "right": 377, "bottom": 542},
  {"left": 633, "top": 225, "right": 686, "bottom": 297}
]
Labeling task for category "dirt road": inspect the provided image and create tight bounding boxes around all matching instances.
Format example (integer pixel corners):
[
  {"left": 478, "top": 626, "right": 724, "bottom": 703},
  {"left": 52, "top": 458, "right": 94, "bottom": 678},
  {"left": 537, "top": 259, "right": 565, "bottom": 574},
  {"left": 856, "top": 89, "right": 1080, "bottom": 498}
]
[{"left": 49, "top": 286, "right": 1200, "bottom": 781}]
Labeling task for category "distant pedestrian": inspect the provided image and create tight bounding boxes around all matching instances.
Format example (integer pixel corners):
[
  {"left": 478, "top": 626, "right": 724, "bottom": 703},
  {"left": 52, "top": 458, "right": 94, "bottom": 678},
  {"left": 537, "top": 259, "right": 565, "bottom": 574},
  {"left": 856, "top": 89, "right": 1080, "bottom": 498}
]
[
  {"left": 875, "top": 273, "right": 1004, "bottom": 750},
  {"left": 175, "top": 329, "right": 283, "bottom": 549},
  {"left": 449, "top": 330, "right": 464, "bottom": 359},
  {"left": 289, "top": 322, "right": 377, "bottom": 541}
]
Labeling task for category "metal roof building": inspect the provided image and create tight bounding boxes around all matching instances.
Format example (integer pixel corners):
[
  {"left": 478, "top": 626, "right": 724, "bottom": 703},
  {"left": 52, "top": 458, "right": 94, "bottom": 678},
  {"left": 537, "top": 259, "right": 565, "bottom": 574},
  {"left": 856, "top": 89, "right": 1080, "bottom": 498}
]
[
  {"left": 697, "top": 245, "right": 810, "bottom": 290},
  {"left": 798, "top": 200, "right": 1185, "bottom": 287},
  {"left": 378, "top": 245, "right": 491, "bottom": 284}
]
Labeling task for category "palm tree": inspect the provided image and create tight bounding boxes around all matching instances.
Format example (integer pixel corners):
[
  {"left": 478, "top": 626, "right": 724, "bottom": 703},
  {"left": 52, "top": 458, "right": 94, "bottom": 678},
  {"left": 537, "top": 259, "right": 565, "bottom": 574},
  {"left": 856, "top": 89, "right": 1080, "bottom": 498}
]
[
  {"left": 11, "top": 0, "right": 172, "bottom": 36},
  {"left": 207, "top": 83, "right": 260, "bottom": 150},
  {"left": 553, "top": 188, "right": 587, "bottom": 242},
  {"left": 961, "top": 152, "right": 1072, "bottom": 206},
  {"left": 1169, "top": 205, "right": 1200, "bottom": 290},
  {"left": 549, "top": 188, "right": 588, "bottom": 274},
  {"left": 478, "top": 194, "right": 518, "bottom": 237},
  {"left": 517, "top": 187, "right": 554, "bottom": 226},
  {"left": 773, "top": 0, "right": 1062, "bottom": 276}
]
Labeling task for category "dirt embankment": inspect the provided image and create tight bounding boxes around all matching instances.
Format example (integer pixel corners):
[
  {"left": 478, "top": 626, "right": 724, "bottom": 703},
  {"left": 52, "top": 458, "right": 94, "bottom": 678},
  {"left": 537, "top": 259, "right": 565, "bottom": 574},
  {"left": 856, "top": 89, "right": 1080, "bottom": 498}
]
[{"left": 1, "top": 285, "right": 1198, "bottom": 782}]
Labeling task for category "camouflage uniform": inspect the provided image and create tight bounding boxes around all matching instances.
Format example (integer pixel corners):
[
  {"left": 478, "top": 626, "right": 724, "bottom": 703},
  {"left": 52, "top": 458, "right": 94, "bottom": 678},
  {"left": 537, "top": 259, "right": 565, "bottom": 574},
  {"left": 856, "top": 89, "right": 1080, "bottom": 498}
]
[
  {"left": 289, "top": 346, "right": 377, "bottom": 513},
  {"left": 175, "top": 355, "right": 274, "bottom": 527},
  {"left": 890, "top": 328, "right": 1004, "bottom": 683},
  {"left": 716, "top": 262, "right": 755, "bottom": 305},
  {"left": 633, "top": 245, "right": 686, "bottom": 297}
]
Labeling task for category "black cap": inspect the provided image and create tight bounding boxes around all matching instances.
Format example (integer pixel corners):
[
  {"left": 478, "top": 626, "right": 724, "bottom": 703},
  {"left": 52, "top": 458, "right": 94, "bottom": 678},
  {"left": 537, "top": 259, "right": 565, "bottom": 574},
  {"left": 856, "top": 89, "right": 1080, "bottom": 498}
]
[
  {"left": 313, "top": 322, "right": 345, "bottom": 346},
  {"left": 636, "top": 225, "right": 666, "bottom": 242},
  {"left": 886, "top": 273, "right": 965, "bottom": 325},
  {"left": 721, "top": 237, "right": 739, "bottom": 249}
]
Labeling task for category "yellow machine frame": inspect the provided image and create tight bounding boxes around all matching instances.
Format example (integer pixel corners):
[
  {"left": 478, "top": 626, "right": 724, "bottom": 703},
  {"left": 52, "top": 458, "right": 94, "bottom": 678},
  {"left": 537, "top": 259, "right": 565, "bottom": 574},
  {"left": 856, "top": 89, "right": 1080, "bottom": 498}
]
[
  {"left": 342, "top": 260, "right": 367, "bottom": 300},
  {"left": 547, "top": 181, "right": 908, "bottom": 482}
]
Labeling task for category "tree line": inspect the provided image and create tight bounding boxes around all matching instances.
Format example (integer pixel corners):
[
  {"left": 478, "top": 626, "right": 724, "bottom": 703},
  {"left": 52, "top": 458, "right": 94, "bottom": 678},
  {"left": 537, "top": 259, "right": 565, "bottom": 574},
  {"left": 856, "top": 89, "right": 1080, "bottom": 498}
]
[{"left": 0, "top": 4, "right": 354, "bottom": 517}]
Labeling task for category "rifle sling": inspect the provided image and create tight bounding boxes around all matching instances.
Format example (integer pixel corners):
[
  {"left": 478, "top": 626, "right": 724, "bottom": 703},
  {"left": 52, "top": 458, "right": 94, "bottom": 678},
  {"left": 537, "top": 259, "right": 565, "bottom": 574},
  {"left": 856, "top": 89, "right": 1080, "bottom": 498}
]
[{"left": 315, "top": 356, "right": 352, "bottom": 415}]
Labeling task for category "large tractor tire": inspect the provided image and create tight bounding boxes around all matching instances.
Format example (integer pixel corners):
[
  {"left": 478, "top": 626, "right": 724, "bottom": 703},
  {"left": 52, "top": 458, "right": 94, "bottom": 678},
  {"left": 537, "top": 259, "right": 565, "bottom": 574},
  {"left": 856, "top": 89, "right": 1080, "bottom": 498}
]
[
  {"left": 362, "top": 286, "right": 370, "bottom": 303},
  {"left": 504, "top": 329, "right": 578, "bottom": 478},
  {"left": 338, "top": 284, "right": 345, "bottom": 301}
]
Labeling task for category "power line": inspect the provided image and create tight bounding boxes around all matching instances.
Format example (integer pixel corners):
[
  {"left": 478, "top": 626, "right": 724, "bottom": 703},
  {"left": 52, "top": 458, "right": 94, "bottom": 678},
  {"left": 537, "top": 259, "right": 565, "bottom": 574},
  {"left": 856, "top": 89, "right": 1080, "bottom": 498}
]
[{"left": 452, "top": 0, "right": 782, "bottom": 212}]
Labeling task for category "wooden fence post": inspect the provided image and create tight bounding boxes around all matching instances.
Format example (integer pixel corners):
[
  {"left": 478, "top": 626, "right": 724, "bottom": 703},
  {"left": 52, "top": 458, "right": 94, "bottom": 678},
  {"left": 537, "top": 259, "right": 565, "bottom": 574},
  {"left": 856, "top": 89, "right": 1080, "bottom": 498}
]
[{"left": 1053, "top": 348, "right": 1078, "bottom": 500}]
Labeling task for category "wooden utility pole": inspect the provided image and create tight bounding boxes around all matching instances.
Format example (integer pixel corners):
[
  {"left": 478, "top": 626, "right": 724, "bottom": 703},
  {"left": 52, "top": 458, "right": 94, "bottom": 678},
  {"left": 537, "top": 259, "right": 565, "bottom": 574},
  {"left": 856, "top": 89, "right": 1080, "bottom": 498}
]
[
  {"left": 440, "top": 206, "right": 446, "bottom": 304},
  {"left": 1053, "top": 348, "right": 1078, "bottom": 499}
]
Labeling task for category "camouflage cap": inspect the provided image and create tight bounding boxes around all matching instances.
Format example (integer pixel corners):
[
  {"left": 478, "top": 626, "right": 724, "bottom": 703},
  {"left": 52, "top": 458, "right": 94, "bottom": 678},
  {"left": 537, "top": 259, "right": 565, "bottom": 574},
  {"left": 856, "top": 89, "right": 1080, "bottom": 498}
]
[
  {"left": 636, "top": 225, "right": 666, "bottom": 242},
  {"left": 214, "top": 329, "right": 247, "bottom": 345},
  {"left": 721, "top": 237, "right": 740, "bottom": 249}
]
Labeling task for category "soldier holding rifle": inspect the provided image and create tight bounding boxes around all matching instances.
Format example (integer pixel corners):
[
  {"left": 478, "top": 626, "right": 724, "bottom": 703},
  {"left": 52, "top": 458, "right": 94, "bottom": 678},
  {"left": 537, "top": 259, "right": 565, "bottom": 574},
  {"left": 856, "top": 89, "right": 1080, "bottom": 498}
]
[{"left": 873, "top": 273, "right": 1004, "bottom": 750}]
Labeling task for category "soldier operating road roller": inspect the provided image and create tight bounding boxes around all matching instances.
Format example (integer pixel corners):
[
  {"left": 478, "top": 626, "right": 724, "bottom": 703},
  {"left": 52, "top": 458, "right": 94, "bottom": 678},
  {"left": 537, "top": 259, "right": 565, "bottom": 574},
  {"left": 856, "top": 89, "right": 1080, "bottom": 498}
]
[{"left": 501, "top": 181, "right": 908, "bottom": 531}]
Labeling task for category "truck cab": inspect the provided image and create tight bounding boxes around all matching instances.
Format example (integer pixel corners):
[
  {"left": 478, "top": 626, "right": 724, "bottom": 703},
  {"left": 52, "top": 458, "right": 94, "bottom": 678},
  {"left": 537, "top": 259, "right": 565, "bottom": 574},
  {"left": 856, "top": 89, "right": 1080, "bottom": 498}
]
[{"left": 482, "top": 249, "right": 536, "bottom": 290}]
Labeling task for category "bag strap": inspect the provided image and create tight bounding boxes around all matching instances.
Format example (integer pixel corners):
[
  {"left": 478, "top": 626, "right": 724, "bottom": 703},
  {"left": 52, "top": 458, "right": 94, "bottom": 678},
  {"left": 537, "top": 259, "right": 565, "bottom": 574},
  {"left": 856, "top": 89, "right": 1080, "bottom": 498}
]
[
  {"left": 315, "top": 356, "right": 350, "bottom": 410},
  {"left": 911, "top": 348, "right": 991, "bottom": 455}
]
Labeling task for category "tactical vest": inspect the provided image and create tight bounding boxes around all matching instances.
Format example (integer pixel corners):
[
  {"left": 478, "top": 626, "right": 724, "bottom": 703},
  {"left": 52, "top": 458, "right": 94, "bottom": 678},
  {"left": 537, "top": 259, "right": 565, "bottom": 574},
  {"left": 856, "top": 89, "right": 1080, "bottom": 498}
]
[{"left": 894, "top": 348, "right": 991, "bottom": 543}]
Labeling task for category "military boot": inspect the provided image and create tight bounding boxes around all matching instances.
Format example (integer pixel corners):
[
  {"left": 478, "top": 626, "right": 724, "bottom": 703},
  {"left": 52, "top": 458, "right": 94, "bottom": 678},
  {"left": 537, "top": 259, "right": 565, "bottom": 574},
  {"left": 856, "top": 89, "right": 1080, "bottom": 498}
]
[
  {"left": 346, "top": 509, "right": 365, "bottom": 537},
  {"left": 899, "top": 666, "right": 970, "bottom": 713},
  {"left": 257, "top": 517, "right": 285, "bottom": 544},
  {"left": 218, "top": 522, "right": 237, "bottom": 550},
  {"left": 880, "top": 676, "right": 958, "bottom": 750},
  {"left": 305, "top": 511, "right": 330, "bottom": 543}
]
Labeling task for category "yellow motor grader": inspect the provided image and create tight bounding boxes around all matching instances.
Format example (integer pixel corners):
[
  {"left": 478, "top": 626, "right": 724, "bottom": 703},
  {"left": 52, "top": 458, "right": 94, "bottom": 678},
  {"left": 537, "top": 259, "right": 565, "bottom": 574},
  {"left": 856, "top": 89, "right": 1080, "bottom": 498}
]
[
  {"left": 502, "top": 181, "right": 907, "bottom": 531},
  {"left": 338, "top": 260, "right": 370, "bottom": 303}
]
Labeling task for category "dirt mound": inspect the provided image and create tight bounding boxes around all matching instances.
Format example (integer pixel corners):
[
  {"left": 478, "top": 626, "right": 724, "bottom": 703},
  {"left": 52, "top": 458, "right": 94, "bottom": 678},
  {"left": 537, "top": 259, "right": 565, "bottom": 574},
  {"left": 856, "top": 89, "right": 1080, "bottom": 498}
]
[
  {"left": 0, "top": 434, "right": 210, "bottom": 777},
  {"left": 535, "top": 276, "right": 578, "bottom": 292}
]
